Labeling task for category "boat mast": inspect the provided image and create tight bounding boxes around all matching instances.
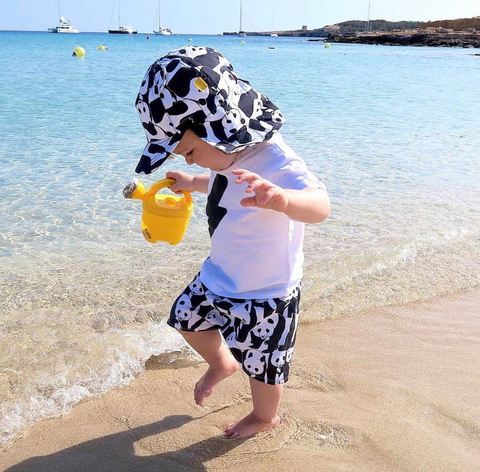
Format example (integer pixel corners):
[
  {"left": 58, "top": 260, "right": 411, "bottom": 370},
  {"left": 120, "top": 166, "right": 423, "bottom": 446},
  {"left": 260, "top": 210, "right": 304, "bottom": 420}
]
[
  {"left": 158, "top": 0, "right": 161, "bottom": 29},
  {"left": 239, "top": 0, "right": 243, "bottom": 32},
  {"left": 364, "top": 0, "right": 371, "bottom": 32},
  {"left": 118, "top": 0, "right": 121, "bottom": 28}
]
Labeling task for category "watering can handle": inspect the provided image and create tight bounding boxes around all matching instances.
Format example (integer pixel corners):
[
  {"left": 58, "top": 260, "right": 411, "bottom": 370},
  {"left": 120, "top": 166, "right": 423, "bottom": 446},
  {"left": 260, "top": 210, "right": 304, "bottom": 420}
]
[{"left": 145, "top": 178, "right": 192, "bottom": 204}]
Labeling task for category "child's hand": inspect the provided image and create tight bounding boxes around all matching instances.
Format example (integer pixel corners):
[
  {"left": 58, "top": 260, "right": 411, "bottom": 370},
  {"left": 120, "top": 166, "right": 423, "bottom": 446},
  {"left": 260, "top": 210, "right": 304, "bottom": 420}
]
[
  {"left": 166, "top": 171, "right": 210, "bottom": 194},
  {"left": 166, "top": 170, "right": 195, "bottom": 194},
  {"left": 232, "top": 169, "right": 290, "bottom": 213}
]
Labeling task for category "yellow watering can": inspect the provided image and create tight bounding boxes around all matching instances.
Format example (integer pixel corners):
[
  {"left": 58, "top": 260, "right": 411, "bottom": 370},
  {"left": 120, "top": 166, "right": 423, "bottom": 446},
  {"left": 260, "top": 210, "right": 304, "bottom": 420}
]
[{"left": 123, "top": 178, "right": 193, "bottom": 245}]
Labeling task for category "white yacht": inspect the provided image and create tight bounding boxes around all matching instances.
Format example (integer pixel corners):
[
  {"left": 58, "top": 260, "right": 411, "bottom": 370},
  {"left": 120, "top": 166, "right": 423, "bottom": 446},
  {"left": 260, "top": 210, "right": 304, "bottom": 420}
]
[
  {"left": 48, "top": 16, "right": 79, "bottom": 34},
  {"left": 154, "top": 27, "right": 172, "bottom": 35},
  {"left": 153, "top": 1, "right": 172, "bottom": 35},
  {"left": 109, "top": 25, "right": 137, "bottom": 34},
  {"left": 108, "top": 0, "right": 137, "bottom": 34}
]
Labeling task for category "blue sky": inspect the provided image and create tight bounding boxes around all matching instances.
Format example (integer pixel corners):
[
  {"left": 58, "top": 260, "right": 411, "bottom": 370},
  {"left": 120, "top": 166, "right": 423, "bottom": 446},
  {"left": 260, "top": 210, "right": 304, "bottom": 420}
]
[{"left": 0, "top": 0, "right": 478, "bottom": 34}]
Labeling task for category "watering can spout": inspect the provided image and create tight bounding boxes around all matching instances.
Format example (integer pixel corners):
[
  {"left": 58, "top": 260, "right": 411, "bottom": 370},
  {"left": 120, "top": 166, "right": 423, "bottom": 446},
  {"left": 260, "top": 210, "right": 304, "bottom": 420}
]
[{"left": 123, "top": 178, "right": 147, "bottom": 201}]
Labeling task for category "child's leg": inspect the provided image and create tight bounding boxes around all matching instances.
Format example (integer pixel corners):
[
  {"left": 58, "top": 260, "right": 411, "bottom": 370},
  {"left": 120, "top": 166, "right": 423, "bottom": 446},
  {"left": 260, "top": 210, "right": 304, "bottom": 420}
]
[
  {"left": 180, "top": 330, "right": 238, "bottom": 406},
  {"left": 224, "top": 378, "right": 282, "bottom": 439}
]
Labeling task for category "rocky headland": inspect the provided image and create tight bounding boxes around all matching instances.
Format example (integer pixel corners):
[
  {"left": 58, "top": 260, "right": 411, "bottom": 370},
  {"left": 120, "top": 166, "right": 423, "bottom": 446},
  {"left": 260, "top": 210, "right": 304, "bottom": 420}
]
[
  {"left": 326, "top": 30, "right": 480, "bottom": 48},
  {"left": 224, "top": 17, "right": 480, "bottom": 49}
]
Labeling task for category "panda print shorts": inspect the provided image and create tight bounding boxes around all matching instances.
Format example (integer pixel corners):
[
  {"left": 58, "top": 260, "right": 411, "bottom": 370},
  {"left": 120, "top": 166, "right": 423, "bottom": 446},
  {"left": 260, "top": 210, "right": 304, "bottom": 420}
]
[{"left": 167, "top": 274, "right": 300, "bottom": 385}]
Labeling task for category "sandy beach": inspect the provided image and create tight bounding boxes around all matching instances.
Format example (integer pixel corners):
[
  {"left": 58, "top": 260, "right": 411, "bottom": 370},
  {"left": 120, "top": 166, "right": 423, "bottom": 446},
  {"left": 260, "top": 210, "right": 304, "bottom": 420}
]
[{"left": 1, "top": 290, "right": 479, "bottom": 471}]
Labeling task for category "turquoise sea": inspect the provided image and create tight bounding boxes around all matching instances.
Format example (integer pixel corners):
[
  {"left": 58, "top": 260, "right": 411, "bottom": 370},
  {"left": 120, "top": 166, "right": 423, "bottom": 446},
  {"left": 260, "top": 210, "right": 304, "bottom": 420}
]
[{"left": 1, "top": 31, "right": 479, "bottom": 446}]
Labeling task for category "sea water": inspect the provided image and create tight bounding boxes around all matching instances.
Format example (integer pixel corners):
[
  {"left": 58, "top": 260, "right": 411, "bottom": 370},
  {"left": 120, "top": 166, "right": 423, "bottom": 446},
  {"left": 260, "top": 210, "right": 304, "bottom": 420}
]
[{"left": 1, "top": 31, "right": 479, "bottom": 446}]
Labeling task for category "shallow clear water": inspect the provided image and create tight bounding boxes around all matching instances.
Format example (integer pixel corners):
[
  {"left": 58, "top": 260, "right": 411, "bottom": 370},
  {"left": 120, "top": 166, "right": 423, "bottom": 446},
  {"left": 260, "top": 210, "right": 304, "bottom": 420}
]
[{"left": 1, "top": 31, "right": 479, "bottom": 445}]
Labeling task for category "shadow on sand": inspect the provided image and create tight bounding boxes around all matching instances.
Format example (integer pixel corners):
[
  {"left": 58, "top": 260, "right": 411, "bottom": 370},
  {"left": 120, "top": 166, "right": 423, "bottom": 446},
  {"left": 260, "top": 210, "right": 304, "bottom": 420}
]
[{"left": 6, "top": 413, "right": 245, "bottom": 472}]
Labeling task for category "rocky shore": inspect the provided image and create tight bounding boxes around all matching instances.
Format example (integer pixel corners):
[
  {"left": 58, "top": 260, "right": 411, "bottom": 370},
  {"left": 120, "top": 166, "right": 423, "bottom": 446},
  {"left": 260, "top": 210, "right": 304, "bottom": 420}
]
[
  {"left": 327, "top": 30, "right": 480, "bottom": 48},
  {"left": 223, "top": 17, "right": 480, "bottom": 49}
]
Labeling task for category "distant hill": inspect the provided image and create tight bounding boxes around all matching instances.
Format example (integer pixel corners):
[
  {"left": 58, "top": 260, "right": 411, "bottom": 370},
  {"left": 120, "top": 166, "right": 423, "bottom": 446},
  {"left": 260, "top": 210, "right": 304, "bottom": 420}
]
[
  {"left": 225, "top": 17, "right": 480, "bottom": 37},
  {"left": 296, "top": 19, "right": 422, "bottom": 37},
  {"left": 309, "top": 17, "right": 480, "bottom": 36},
  {"left": 421, "top": 17, "right": 480, "bottom": 31},
  {"left": 329, "top": 19, "right": 422, "bottom": 33},
  {"left": 324, "top": 17, "right": 480, "bottom": 49}
]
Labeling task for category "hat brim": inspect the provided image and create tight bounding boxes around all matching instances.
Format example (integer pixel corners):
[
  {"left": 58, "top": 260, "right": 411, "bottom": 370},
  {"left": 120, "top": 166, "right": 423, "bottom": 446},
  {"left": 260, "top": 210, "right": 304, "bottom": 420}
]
[
  {"left": 136, "top": 134, "right": 274, "bottom": 175},
  {"left": 135, "top": 139, "right": 179, "bottom": 175}
]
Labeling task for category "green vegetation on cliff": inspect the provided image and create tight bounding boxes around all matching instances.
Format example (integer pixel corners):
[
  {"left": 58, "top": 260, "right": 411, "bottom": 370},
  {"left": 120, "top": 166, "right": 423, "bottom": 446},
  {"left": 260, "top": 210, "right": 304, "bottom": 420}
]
[
  {"left": 421, "top": 17, "right": 480, "bottom": 31},
  {"left": 328, "top": 19, "right": 422, "bottom": 33},
  {"left": 224, "top": 17, "right": 480, "bottom": 37}
]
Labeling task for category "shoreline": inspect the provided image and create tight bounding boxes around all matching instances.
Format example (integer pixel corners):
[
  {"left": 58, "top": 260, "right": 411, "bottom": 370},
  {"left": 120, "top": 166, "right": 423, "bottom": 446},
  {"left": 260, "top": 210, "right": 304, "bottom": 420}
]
[
  {"left": 2, "top": 290, "right": 480, "bottom": 471},
  {"left": 327, "top": 31, "right": 480, "bottom": 48},
  {"left": 223, "top": 29, "right": 480, "bottom": 49}
]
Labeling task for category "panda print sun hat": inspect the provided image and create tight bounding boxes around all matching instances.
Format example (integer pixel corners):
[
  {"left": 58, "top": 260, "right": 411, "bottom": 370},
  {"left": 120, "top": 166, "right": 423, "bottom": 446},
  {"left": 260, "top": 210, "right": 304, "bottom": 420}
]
[{"left": 135, "top": 46, "right": 285, "bottom": 174}]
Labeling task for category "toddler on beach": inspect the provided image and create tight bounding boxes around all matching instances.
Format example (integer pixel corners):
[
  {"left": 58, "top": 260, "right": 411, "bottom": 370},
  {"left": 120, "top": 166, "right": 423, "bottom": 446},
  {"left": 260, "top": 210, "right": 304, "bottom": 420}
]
[{"left": 134, "top": 46, "right": 330, "bottom": 439}]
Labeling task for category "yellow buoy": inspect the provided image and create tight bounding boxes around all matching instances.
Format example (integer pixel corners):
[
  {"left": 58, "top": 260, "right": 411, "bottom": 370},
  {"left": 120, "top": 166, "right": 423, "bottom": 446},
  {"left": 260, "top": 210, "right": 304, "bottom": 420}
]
[
  {"left": 240, "top": 40, "right": 246, "bottom": 44},
  {"left": 72, "top": 46, "right": 85, "bottom": 57},
  {"left": 188, "top": 38, "right": 193, "bottom": 42},
  {"left": 96, "top": 45, "right": 107, "bottom": 50},
  {"left": 325, "top": 43, "right": 331, "bottom": 48}
]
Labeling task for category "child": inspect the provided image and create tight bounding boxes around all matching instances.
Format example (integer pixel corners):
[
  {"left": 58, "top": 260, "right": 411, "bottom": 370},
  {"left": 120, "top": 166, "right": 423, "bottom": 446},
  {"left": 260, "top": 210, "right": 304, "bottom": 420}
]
[{"left": 134, "top": 46, "right": 330, "bottom": 439}]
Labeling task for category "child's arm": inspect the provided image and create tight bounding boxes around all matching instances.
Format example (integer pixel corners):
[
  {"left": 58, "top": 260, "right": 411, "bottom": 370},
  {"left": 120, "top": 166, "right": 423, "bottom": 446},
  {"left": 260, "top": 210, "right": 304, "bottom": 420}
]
[
  {"left": 166, "top": 171, "right": 210, "bottom": 194},
  {"left": 232, "top": 169, "right": 330, "bottom": 224}
]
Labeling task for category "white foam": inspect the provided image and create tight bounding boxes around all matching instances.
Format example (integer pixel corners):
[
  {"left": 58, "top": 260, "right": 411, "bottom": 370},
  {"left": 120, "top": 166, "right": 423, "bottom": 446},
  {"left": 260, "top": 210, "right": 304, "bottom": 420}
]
[{"left": 0, "top": 320, "right": 191, "bottom": 447}]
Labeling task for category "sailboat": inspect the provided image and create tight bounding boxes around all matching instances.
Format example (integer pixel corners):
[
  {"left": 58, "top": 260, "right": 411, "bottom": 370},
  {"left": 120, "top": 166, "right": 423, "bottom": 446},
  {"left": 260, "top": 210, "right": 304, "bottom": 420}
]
[
  {"left": 48, "top": 1, "right": 79, "bottom": 33},
  {"left": 108, "top": 0, "right": 137, "bottom": 34},
  {"left": 238, "top": 0, "right": 246, "bottom": 36},
  {"left": 153, "top": 0, "right": 172, "bottom": 35},
  {"left": 269, "top": 5, "right": 277, "bottom": 37}
]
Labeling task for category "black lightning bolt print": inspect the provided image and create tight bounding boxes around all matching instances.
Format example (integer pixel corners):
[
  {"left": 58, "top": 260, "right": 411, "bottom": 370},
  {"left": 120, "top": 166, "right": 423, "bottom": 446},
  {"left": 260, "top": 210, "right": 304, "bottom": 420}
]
[{"left": 206, "top": 174, "right": 228, "bottom": 237}]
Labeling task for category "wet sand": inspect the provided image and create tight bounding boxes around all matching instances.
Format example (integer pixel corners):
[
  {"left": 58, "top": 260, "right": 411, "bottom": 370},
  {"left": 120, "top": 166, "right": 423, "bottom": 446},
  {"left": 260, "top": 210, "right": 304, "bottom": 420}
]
[{"left": 1, "top": 291, "right": 479, "bottom": 471}]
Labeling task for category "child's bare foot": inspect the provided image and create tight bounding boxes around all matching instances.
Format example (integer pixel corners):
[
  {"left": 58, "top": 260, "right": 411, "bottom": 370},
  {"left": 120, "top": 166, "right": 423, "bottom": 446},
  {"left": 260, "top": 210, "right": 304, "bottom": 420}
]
[
  {"left": 224, "top": 412, "right": 281, "bottom": 439},
  {"left": 194, "top": 357, "right": 238, "bottom": 406}
]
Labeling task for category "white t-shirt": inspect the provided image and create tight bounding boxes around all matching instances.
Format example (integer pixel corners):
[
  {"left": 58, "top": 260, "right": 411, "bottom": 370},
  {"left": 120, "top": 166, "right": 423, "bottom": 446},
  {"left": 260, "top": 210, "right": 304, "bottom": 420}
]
[{"left": 199, "top": 133, "right": 325, "bottom": 299}]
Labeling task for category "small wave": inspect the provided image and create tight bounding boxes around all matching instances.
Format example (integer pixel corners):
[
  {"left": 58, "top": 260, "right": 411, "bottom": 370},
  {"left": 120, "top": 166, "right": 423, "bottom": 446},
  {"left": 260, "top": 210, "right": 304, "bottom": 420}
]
[
  {"left": 0, "top": 321, "right": 190, "bottom": 447},
  {"left": 302, "top": 227, "right": 480, "bottom": 319}
]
